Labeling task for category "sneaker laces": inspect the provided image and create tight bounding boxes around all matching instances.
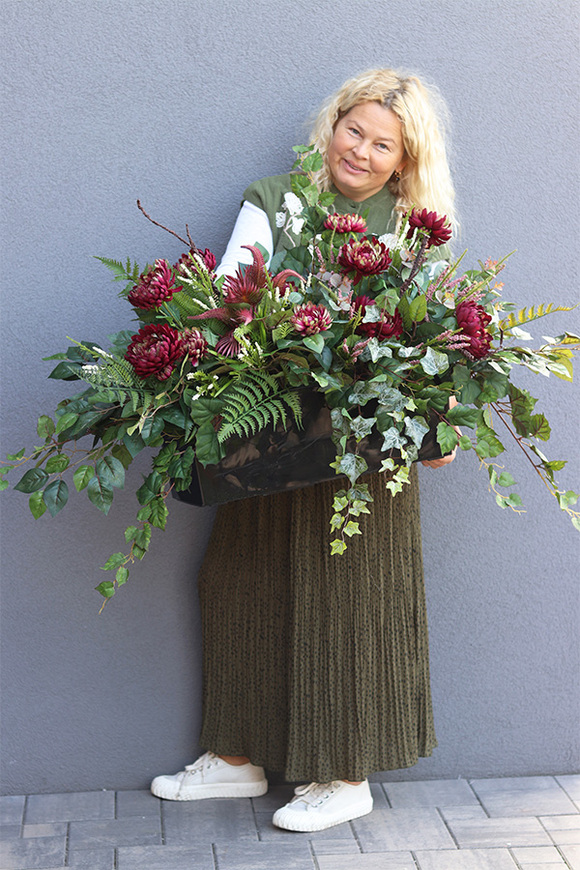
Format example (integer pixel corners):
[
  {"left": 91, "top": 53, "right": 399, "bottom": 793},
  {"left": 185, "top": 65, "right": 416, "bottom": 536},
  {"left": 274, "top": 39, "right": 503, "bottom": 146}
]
[
  {"left": 292, "top": 781, "right": 341, "bottom": 806},
  {"left": 184, "top": 751, "right": 219, "bottom": 774}
]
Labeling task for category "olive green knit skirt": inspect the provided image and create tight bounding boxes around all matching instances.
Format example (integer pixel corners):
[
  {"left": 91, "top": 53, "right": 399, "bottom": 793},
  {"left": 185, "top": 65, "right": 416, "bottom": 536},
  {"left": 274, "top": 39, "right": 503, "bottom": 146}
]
[{"left": 197, "top": 464, "right": 436, "bottom": 782}]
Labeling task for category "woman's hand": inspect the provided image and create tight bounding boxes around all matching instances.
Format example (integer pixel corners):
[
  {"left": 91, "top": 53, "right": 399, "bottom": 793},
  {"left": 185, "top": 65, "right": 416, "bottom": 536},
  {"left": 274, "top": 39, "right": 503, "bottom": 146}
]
[{"left": 421, "top": 396, "right": 461, "bottom": 469}]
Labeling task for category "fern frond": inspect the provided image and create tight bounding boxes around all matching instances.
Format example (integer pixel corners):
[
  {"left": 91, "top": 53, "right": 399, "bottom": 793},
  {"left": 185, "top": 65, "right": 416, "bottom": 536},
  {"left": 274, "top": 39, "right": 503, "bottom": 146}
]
[
  {"left": 216, "top": 371, "right": 294, "bottom": 443},
  {"left": 499, "top": 303, "right": 577, "bottom": 332},
  {"left": 95, "top": 256, "right": 141, "bottom": 283}
]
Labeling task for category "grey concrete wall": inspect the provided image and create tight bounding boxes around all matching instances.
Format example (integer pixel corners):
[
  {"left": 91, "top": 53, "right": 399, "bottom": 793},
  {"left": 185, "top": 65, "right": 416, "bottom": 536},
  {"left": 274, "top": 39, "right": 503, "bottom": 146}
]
[{"left": 1, "top": 0, "right": 578, "bottom": 795}]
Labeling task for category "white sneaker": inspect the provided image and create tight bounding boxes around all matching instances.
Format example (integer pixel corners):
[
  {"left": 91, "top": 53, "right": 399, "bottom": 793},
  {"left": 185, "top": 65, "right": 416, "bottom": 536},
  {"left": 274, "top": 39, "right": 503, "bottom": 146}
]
[
  {"left": 272, "top": 780, "right": 373, "bottom": 832},
  {"left": 150, "top": 751, "right": 268, "bottom": 800}
]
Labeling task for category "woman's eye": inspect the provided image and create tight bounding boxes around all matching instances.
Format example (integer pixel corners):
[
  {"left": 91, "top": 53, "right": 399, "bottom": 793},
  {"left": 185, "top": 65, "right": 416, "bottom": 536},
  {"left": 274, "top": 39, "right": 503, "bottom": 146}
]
[
  {"left": 376, "top": 143, "right": 389, "bottom": 151},
  {"left": 349, "top": 127, "right": 361, "bottom": 136}
]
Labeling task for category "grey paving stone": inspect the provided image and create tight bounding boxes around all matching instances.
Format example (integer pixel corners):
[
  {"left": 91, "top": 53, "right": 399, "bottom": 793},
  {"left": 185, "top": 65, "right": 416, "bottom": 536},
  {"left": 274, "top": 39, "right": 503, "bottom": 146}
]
[
  {"left": 115, "top": 789, "right": 162, "bottom": 818},
  {"left": 22, "top": 823, "right": 68, "bottom": 838},
  {"left": 117, "top": 844, "right": 215, "bottom": 870},
  {"left": 68, "top": 816, "right": 161, "bottom": 850},
  {"left": 0, "top": 795, "right": 25, "bottom": 825},
  {"left": 369, "top": 782, "right": 389, "bottom": 809},
  {"left": 162, "top": 797, "right": 258, "bottom": 844},
  {"left": 25, "top": 791, "right": 115, "bottom": 824},
  {"left": 470, "top": 777, "right": 577, "bottom": 818},
  {"left": 311, "top": 838, "right": 361, "bottom": 855},
  {"left": 0, "top": 824, "right": 22, "bottom": 838},
  {"left": 447, "top": 816, "right": 553, "bottom": 848},
  {"left": 352, "top": 807, "right": 455, "bottom": 851},
  {"left": 560, "top": 844, "right": 580, "bottom": 869},
  {"left": 317, "top": 852, "right": 417, "bottom": 869},
  {"left": 440, "top": 805, "right": 488, "bottom": 822},
  {"left": 556, "top": 776, "right": 580, "bottom": 802},
  {"left": 540, "top": 814, "right": 580, "bottom": 847},
  {"left": 384, "top": 778, "right": 479, "bottom": 808},
  {"left": 511, "top": 845, "right": 567, "bottom": 864},
  {"left": 0, "top": 835, "right": 66, "bottom": 869},
  {"left": 215, "top": 841, "right": 314, "bottom": 869},
  {"left": 415, "top": 848, "right": 518, "bottom": 869},
  {"left": 66, "top": 848, "right": 115, "bottom": 869}
]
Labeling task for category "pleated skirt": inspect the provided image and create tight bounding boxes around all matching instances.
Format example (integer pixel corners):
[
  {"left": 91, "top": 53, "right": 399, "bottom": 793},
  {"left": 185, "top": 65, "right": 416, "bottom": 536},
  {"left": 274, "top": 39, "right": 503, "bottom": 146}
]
[{"left": 197, "top": 464, "right": 436, "bottom": 783}]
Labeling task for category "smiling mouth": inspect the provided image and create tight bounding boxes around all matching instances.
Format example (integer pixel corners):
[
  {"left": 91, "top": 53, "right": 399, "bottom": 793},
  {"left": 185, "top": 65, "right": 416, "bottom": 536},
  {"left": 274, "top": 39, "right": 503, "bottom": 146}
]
[{"left": 344, "top": 159, "right": 367, "bottom": 174}]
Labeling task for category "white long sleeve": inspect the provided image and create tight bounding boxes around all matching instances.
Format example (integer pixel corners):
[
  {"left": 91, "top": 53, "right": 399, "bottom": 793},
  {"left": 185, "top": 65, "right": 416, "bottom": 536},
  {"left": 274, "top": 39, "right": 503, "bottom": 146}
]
[{"left": 215, "top": 201, "right": 274, "bottom": 279}]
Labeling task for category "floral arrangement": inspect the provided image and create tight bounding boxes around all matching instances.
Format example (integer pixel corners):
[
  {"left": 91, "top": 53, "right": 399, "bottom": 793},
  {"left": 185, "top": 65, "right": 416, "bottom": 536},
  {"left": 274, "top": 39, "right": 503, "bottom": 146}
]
[{"left": 2, "top": 146, "right": 578, "bottom": 602}]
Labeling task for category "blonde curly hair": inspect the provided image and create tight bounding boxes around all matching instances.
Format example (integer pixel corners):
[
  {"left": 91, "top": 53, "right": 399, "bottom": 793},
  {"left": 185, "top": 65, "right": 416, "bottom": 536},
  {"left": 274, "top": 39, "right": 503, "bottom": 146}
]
[{"left": 310, "top": 68, "right": 457, "bottom": 235}]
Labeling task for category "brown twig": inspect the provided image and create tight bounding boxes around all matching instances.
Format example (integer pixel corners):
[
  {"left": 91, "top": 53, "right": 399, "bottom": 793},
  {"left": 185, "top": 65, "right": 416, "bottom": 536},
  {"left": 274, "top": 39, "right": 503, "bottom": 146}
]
[{"left": 136, "top": 200, "right": 190, "bottom": 248}]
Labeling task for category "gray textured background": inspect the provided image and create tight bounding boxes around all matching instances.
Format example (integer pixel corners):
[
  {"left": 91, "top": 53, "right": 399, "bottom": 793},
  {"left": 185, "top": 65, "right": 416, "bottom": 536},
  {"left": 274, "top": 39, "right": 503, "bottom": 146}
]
[{"left": 1, "top": 0, "right": 578, "bottom": 796}]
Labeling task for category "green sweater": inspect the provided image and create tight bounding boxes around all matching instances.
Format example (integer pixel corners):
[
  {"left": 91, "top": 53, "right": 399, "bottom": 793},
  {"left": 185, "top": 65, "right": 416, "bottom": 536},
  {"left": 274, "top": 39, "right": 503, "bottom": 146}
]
[{"left": 243, "top": 173, "right": 398, "bottom": 260}]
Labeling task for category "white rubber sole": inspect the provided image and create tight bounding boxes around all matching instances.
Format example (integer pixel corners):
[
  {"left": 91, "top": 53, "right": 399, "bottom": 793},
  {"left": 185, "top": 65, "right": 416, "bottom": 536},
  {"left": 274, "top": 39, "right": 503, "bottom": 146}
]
[
  {"left": 272, "top": 799, "right": 373, "bottom": 832},
  {"left": 151, "top": 778, "right": 268, "bottom": 801}
]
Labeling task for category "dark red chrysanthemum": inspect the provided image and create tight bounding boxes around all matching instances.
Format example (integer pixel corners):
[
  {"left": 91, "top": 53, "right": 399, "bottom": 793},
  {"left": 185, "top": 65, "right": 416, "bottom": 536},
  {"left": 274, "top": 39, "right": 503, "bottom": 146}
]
[
  {"left": 324, "top": 213, "right": 367, "bottom": 234},
  {"left": 456, "top": 300, "right": 493, "bottom": 359},
  {"left": 124, "top": 324, "right": 185, "bottom": 381},
  {"left": 180, "top": 328, "right": 208, "bottom": 365},
  {"left": 352, "top": 295, "right": 403, "bottom": 340},
  {"left": 174, "top": 248, "right": 217, "bottom": 276},
  {"left": 127, "top": 260, "right": 180, "bottom": 310},
  {"left": 338, "top": 237, "right": 392, "bottom": 285},
  {"left": 291, "top": 302, "right": 333, "bottom": 336},
  {"left": 406, "top": 208, "right": 452, "bottom": 248}
]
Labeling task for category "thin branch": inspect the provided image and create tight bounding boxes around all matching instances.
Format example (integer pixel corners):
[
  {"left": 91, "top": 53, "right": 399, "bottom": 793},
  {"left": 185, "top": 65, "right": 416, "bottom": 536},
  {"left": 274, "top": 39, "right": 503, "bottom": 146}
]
[{"left": 136, "top": 200, "right": 190, "bottom": 247}]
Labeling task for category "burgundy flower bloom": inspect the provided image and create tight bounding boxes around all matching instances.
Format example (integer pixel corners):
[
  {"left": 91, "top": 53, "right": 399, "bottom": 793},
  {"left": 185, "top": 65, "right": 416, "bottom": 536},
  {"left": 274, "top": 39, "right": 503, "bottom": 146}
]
[
  {"left": 180, "top": 328, "right": 208, "bottom": 365},
  {"left": 352, "top": 295, "right": 403, "bottom": 340},
  {"left": 324, "top": 213, "right": 367, "bottom": 234},
  {"left": 406, "top": 208, "right": 452, "bottom": 248},
  {"left": 124, "top": 324, "right": 185, "bottom": 381},
  {"left": 456, "top": 300, "right": 493, "bottom": 359},
  {"left": 127, "top": 260, "right": 180, "bottom": 310},
  {"left": 223, "top": 245, "right": 268, "bottom": 305},
  {"left": 174, "top": 248, "right": 217, "bottom": 276},
  {"left": 338, "top": 237, "right": 392, "bottom": 285},
  {"left": 291, "top": 302, "right": 332, "bottom": 336}
]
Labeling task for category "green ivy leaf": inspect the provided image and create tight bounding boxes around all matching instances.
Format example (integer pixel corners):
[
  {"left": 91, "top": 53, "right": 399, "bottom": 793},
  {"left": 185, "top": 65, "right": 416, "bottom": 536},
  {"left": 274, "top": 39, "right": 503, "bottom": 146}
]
[
  {"left": 134, "top": 524, "right": 152, "bottom": 551},
  {"left": 330, "top": 539, "right": 347, "bottom": 555},
  {"left": 408, "top": 294, "right": 427, "bottom": 322},
  {"left": 436, "top": 422, "right": 459, "bottom": 454},
  {"left": 136, "top": 472, "right": 163, "bottom": 505},
  {"left": 195, "top": 422, "right": 222, "bottom": 466},
  {"left": 29, "top": 490, "right": 47, "bottom": 519},
  {"left": 303, "top": 334, "right": 325, "bottom": 354},
  {"left": 124, "top": 525, "right": 138, "bottom": 542},
  {"left": 42, "top": 480, "right": 69, "bottom": 517},
  {"left": 14, "top": 468, "right": 49, "bottom": 493},
  {"left": 101, "top": 552, "right": 127, "bottom": 571},
  {"left": 344, "top": 520, "right": 362, "bottom": 537},
  {"left": 55, "top": 412, "right": 79, "bottom": 435},
  {"left": 73, "top": 465, "right": 95, "bottom": 491},
  {"left": 330, "top": 513, "right": 344, "bottom": 530},
  {"left": 420, "top": 347, "right": 450, "bottom": 376},
  {"left": 45, "top": 454, "right": 70, "bottom": 474},
  {"left": 116, "top": 566, "right": 129, "bottom": 586},
  {"left": 95, "top": 580, "right": 116, "bottom": 599},
  {"left": 37, "top": 416, "right": 55, "bottom": 438},
  {"left": 96, "top": 455, "right": 125, "bottom": 489},
  {"left": 331, "top": 452, "right": 368, "bottom": 485},
  {"left": 149, "top": 498, "right": 169, "bottom": 530},
  {"left": 459, "top": 435, "right": 472, "bottom": 450},
  {"left": 445, "top": 404, "right": 481, "bottom": 428},
  {"left": 87, "top": 476, "right": 114, "bottom": 514},
  {"left": 475, "top": 424, "right": 505, "bottom": 458},
  {"left": 497, "top": 472, "right": 516, "bottom": 487}
]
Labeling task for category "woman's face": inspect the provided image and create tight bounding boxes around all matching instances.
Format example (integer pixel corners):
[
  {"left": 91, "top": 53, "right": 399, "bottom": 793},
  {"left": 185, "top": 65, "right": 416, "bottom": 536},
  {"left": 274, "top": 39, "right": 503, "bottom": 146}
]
[{"left": 327, "top": 101, "right": 406, "bottom": 202}]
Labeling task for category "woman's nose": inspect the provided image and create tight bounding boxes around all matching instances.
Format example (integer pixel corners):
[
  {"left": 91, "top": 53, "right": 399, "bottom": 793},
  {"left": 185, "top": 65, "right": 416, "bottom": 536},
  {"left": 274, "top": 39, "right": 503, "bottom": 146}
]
[{"left": 351, "top": 139, "right": 370, "bottom": 160}]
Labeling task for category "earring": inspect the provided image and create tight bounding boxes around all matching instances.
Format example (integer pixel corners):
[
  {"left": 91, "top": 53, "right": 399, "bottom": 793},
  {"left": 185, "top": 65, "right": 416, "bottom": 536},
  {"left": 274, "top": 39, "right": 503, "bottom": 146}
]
[{"left": 392, "top": 169, "right": 401, "bottom": 183}]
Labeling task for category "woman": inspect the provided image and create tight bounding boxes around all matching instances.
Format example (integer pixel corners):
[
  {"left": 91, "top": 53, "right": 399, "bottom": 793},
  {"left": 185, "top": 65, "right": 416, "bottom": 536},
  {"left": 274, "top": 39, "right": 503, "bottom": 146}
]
[{"left": 151, "top": 68, "right": 458, "bottom": 832}]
